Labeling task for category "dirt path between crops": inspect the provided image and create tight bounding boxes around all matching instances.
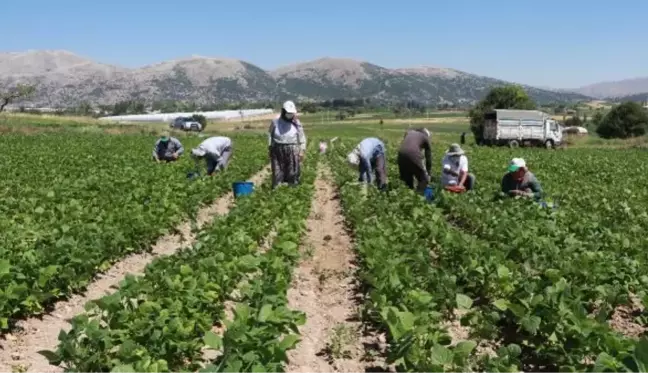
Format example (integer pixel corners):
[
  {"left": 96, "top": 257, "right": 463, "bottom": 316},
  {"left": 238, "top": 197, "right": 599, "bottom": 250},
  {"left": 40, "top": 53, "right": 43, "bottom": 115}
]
[
  {"left": 286, "top": 164, "right": 380, "bottom": 373},
  {"left": 0, "top": 165, "right": 271, "bottom": 373}
]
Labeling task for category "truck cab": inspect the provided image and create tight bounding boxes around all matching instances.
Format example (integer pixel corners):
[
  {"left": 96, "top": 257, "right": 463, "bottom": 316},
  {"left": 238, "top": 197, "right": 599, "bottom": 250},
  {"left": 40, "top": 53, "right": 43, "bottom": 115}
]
[{"left": 544, "top": 119, "right": 562, "bottom": 147}]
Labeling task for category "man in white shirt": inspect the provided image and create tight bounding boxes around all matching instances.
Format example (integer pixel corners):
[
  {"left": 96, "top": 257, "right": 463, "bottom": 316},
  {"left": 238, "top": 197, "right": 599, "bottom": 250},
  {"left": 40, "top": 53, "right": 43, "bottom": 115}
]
[
  {"left": 191, "top": 136, "right": 233, "bottom": 176},
  {"left": 440, "top": 143, "right": 475, "bottom": 191}
]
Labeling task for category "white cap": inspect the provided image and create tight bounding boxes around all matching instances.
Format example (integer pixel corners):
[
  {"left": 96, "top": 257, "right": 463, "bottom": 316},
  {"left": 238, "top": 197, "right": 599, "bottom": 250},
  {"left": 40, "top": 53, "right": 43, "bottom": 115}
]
[
  {"left": 192, "top": 147, "right": 207, "bottom": 157},
  {"left": 282, "top": 100, "right": 297, "bottom": 114},
  {"left": 423, "top": 128, "right": 430, "bottom": 137},
  {"left": 508, "top": 158, "right": 526, "bottom": 172},
  {"left": 347, "top": 151, "right": 360, "bottom": 167}
]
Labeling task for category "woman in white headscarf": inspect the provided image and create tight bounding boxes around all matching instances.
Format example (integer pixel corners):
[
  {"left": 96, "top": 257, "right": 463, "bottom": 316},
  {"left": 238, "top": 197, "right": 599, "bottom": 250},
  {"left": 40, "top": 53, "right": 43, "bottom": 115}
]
[{"left": 268, "top": 100, "right": 307, "bottom": 188}]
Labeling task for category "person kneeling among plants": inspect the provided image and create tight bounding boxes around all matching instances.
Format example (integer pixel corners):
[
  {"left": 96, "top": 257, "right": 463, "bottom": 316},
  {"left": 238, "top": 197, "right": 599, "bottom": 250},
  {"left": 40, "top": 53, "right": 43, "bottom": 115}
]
[
  {"left": 191, "top": 136, "right": 233, "bottom": 176},
  {"left": 441, "top": 143, "right": 475, "bottom": 192},
  {"left": 501, "top": 158, "right": 543, "bottom": 200},
  {"left": 152, "top": 131, "right": 184, "bottom": 162},
  {"left": 347, "top": 137, "right": 388, "bottom": 190}
]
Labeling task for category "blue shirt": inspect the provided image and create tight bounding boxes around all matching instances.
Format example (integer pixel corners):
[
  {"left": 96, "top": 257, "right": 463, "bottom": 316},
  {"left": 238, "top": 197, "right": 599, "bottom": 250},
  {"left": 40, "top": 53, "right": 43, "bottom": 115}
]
[{"left": 356, "top": 137, "right": 385, "bottom": 182}]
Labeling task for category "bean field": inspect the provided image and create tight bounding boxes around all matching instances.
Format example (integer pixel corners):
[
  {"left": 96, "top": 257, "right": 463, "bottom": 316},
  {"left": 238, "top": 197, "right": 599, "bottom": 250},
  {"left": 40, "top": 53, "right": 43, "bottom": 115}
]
[{"left": 1, "top": 126, "right": 648, "bottom": 373}]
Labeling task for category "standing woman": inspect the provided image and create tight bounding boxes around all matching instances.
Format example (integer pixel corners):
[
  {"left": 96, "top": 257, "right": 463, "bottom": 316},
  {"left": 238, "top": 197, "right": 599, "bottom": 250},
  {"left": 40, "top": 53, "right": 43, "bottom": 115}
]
[{"left": 268, "top": 100, "right": 307, "bottom": 188}]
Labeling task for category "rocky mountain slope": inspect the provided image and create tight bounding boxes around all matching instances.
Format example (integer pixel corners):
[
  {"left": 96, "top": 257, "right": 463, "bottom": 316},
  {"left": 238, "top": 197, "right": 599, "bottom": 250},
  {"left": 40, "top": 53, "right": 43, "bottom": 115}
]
[
  {"left": 572, "top": 77, "right": 648, "bottom": 99},
  {"left": 0, "top": 50, "right": 590, "bottom": 107}
]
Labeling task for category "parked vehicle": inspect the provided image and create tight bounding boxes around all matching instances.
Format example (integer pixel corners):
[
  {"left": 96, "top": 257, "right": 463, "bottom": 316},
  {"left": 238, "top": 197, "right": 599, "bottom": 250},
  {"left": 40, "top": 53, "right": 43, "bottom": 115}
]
[
  {"left": 170, "top": 116, "right": 202, "bottom": 132},
  {"left": 482, "top": 109, "right": 562, "bottom": 149}
]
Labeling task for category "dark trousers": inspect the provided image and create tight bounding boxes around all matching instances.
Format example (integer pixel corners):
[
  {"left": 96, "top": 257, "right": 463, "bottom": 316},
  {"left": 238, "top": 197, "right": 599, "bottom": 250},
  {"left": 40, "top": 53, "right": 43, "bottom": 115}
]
[
  {"left": 462, "top": 173, "right": 476, "bottom": 190},
  {"left": 206, "top": 147, "right": 233, "bottom": 175},
  {"left": 398, "top": 152, "right": 429, "bottom": 193}
]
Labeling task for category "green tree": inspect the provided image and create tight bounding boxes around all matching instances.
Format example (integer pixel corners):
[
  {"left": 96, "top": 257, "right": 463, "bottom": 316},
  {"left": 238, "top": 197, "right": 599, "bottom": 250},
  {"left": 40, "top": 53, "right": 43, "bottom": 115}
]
[
  {"left": 564, "top": 115, "right": 583, "bottom": 127},
  {"left": 469, "top": 85, "right": 536, "bottom": 143},
  {"left": 191, "top": 114, "right": 207, "bottom": 131},
  {"left": 596, "top": 101, "right": 648, "bottom": 139},
  {"left": 0, "top": 84, "right": 36, "bottom": 112},
  {"left": 591, "top": 110, "right": 605, "bottom": 128}
]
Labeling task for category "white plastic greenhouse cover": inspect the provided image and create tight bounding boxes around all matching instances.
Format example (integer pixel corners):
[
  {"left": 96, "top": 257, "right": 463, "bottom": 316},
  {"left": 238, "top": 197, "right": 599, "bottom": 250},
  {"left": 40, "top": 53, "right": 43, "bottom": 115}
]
[{"left": 98, "top": 109, "right": 274, "bottom": 123}]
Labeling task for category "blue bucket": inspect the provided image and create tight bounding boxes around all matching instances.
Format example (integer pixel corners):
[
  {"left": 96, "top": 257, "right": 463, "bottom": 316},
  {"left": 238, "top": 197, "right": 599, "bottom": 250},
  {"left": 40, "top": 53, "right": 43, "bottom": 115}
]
[
  {"left": 424, "top": 186, "right": 434, "bottom": 202},
  {"left": 232, "top": 181, "right": 254, "bottom": 198}
]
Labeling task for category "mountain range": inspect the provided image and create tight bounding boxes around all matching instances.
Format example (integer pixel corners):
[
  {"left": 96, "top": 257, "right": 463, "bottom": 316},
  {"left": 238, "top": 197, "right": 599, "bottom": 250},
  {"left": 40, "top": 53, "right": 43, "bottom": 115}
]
[
  {"left": 0, "top": 49, "right": 641, "bottom": 108},
  {"left": 570, "top": 78, "right": 648, "bottom": 99}
]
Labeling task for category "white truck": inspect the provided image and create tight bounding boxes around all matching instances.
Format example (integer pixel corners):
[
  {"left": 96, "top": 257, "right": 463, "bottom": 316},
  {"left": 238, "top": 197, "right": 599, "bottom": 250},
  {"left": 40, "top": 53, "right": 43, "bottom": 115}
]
[{"left": 482, "top": 109, "right": 562, "bottom": 149}]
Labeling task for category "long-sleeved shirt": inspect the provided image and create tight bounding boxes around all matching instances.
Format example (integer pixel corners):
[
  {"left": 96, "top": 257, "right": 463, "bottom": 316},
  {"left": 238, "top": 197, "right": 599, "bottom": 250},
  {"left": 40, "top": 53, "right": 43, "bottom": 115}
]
[
  {"left": 501, "top": 171, "right": 543, "bottom": 200},
  {"left": 268, "top": 117, "right": 307, "bottom": 151},
  {"left": 356, "top": 137, "right": 385, "bottom": 183},
  {"left": 399, "top": 130, "right": 432, "bottom": 173},
  {"left": 153, "top": 137, "right": 184, "bottom": 159},
  {"left": 196, "top": 136, "right": 232, "bottom": 158}
]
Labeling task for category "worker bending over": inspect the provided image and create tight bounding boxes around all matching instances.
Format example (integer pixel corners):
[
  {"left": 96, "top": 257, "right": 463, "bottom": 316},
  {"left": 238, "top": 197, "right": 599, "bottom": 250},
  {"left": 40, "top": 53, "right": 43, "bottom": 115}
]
[
  {"left": 347, "top": 137, "right": 387, "bottom": 190},
  {"left": 398, "top": 128, "right": 432, "bottom": 193},
  {"left": 191, "top": 136, "right": 233, "bottom": 176}
]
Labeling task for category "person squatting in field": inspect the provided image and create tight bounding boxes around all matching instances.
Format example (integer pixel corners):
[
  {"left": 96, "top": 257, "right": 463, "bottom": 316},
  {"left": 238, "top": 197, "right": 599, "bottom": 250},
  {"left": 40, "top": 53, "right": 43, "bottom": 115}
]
[
  {"left": 190, "top": 136, "right": 233, "bottom": 176},
  {"left": 501, "top": 157, "right": 543, "bottom": 200},
  {"left": 268, "top": 100, "right": 307, "bottom": 189},
  {"left": 398, "top": 128, "right": 433, "bottom": 194},
  {"left": 440, "top": 143, "right": 475, "bottom": 191},
  {"left": 152, "top": 131, "right": 184, "bottom": 162},
  {"left": 346, "top": 137, "right": 388, "bottom": 190}
]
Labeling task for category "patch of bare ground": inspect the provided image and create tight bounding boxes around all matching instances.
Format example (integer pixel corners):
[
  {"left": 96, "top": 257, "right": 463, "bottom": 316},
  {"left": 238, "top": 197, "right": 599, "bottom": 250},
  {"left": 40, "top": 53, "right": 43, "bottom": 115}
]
[
  {"left": 609, "top": 303, "right": 647, "bottom": 338},
  {"left": 285, "top": 165, "right": 385, "bottom": 373},
  {"left": 588, "top": 293, "right": 647, "bottom": 339},
  {"left": 443, "top": 308, "right": 497, "bottom": 360},
  {"left": 0, "top": 166, "right": 271, "bottom": 373}
]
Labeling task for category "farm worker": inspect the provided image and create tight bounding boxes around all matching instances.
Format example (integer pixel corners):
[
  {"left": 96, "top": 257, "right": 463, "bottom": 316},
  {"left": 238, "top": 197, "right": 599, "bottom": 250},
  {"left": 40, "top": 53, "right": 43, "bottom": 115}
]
[
  {"left": 152, "top": 131, "right": 184, "bottom": 162},
  {"left": 397, "top": 128, "right": 432, "bottom": 193},
  {"left": 460, "top": 132, "right": 466, "bottom": 145},
  {"left": 268, "top": 100, "right": 307, "bottom": 188},
  {"left": 191, "top": 136, "right": 233, "bottom": 176},
  {"left": 501, "top": 158, "right": 543, "bottom": 200},
  {"left": 441, "top": 143, "right": 475, "bottom": 191},
  {"left": 346, "top": 137, "right": 387, "bottom": 190}
]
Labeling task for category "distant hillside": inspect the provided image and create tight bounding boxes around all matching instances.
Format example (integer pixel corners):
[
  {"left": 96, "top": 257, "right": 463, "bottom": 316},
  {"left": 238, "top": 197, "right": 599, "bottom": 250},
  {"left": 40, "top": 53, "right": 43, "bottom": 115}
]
[
  {"left": 609, "top": 92, "right": 648, "bottom": 103},
  {"left": 572, "top": 77, "right": 648, "bottom": 99},
  {"left": 0, "top": 50, "right": 591, "bottom": 107}
]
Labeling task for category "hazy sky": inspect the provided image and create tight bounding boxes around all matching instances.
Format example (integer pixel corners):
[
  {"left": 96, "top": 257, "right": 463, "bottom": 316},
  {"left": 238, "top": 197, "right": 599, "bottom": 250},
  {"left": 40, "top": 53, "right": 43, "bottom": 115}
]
[{"left": 3, "top": 0, "right": 646, "bottom": 88}]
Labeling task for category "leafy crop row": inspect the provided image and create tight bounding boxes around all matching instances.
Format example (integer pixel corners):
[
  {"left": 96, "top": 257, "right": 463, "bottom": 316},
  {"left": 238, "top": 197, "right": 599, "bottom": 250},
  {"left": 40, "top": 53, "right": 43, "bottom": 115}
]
[
  {"left": 0, "top": 133, "right": 266, "bottom": 328},
  {"left": 326, "top": 145, "right": 493, "bottom": 371},
  {"left": 201, "top": 152, "right": 317, "bottom": 372},
  {"left": 43, "top": 148, "right": 317, "bottom": 372}
]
